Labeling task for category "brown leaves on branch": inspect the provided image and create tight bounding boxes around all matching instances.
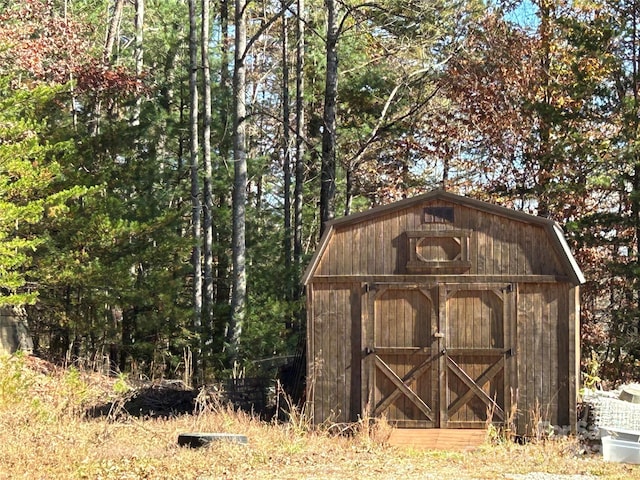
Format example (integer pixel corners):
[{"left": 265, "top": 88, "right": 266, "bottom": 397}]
[
  {"left": 0, "top": 0, "right": 92, "bottom": 83},
  {"left": 0, "top": 0, "right": 142, "bottom": 98},
  {"left": 74, "top": 65, "right": 144, "bottom": 98},
  {"left": 439, "top": 13, "right": 538, "bottom": 166}
]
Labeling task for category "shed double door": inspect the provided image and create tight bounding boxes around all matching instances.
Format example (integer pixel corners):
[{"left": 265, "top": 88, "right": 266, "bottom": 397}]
[{"left": 367, "top": 283, "right": 513, "bottom": 428}]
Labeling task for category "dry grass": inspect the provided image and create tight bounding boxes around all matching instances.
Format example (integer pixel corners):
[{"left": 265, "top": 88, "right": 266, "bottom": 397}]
[{"left": 0, "top": 354, "right": 638, "bottom": 480}]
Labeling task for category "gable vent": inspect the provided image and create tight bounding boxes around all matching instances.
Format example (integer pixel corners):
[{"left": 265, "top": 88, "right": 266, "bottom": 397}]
[{"left": 423, "top": 206, "right": 454, "bottom": 224}]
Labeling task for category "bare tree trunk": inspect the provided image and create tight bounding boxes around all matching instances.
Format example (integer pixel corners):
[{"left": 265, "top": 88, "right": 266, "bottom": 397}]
[
  {"left": 630, "top": 1, "right": 640, "bottom": 339},
  {"left": 320, "top": 0, "right": 338, "bottom": 236},
  {"left": 282, "top": 0, "right": 292, "bottom": 286},
  {"left": 188, "top": 0, "right": 202, "bottom": 382},
  {"left": 344, "top": 167, "right": 352, "bottom": 216},
  {"left": 157, "top": 39, "right": 181, "bottom": 166},
  {"left": 229, "top": 0, "right": 248, "bottom": 365},
  {"left": 104, "top": 0, "right": 124, "bottom": 64},
  {"left": 293, "top": 0, "right": 305, "bottom": 280},
  {"left": 441, "top": 151, "right": 450, "bottom": 191},
  {"left": 132, "top": 0, "right": 144, "bottom": 126},
  {"left": 215, "top": 0, "right": 232, "bottom": 316},
  {"left": 536, "top": 0, "right": 553, "bottom": 217},
  {"left": 64, "top": 3, "right": 77, "bottom": 130},
  {"left": 93, "top": 0, "right": 125, "bottom": 136},
  {"left": 202, "top": 0, "right": 214, "bottom": 366},
  {"left": 219, "top": 0, "right": 231, "bottom": 135}
]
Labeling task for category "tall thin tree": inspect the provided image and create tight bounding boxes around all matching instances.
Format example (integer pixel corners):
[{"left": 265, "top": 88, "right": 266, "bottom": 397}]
[
  {"left": 202, "top": 0, "right": 215, "bottom": 364},
  {"left": 132, "top": 0, "right": 144, "bottom": 126},
  {"left": 320, "top": 0, "right": 339, "bottom": 236},
  {"left": 92, "top": 0, "right": 125, "bottom": 136},
  {"left": 215, "top": 0, "right": 232, "bottom": 327},
  {"left": 229, "top": 0, "right": 248, "bottom": 364},
  {"left": 293, "top": 0, "right": 305, "bottom": 279},
  {"left": 104, "top": 0, "right": 124, "bottom": 64},
  {"left": 188, "top": 0, "right": 203, "bottom": 381},
  {"left": 282, "top": 0, "right": 293, "bottom": 287}
]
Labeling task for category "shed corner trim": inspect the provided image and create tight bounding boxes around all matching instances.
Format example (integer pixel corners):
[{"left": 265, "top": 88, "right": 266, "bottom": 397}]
[
  {"left": 550, "top": 223, "right": 586, "bottom": 285},
  {"left": 301, "top": 224, "right": 335, "bottom": 286}
]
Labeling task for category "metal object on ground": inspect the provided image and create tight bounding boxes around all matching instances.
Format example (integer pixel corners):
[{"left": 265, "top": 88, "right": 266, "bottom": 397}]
[{"left": 177, "top": 433, "right": 248, "bottom": 448}]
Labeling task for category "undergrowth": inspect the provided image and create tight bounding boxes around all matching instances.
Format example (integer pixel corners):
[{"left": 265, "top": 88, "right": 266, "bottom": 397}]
[{"left": 0, "top": 353, "right": 636, "bottom": 480}]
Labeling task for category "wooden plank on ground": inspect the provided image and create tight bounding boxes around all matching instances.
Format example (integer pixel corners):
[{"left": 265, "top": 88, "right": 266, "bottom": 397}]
[{"left": 387, "top": 428, "right": 486, "bottom": 451}]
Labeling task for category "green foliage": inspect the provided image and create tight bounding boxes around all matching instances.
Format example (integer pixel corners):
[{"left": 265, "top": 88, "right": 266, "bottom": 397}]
[
  {"left": 0, "top": 352, "right": 114, "bottom": 424},
  {"left": 241, "top": 294, "right": 303, "bottom": 376},
  {"left": 0, "top": 352, "right": 32, "bottom": 407},
  {"left": 61, "top": 366, "right": 92, "bottom": 415},
  {"left": 582, "top": 351, "right": 602, "bottom": 391},
  {"left": 113, "top": 372, "right": 132, "bottom": 395},
  {"left": 0, "top": 80, "right": 87, "bottom": 306}
]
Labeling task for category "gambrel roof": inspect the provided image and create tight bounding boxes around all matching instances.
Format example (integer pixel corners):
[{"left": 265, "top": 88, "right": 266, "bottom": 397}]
[{"left": 302, "top": 189, "right": 585, "bottom": 286}]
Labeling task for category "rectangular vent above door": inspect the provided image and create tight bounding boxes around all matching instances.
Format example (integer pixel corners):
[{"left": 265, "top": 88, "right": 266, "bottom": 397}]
[{"left": 423, "top": 206, "right": 454, "bottom": 224}]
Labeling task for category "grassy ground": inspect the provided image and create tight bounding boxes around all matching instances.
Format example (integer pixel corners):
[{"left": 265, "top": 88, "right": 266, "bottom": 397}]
[{"left": 0, "top": 354, "right": 638, "bottom": 479}]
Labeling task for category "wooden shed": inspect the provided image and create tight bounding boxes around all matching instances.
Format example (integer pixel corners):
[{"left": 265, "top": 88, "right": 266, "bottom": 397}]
[{"left": 302, "top": 190, "right": 584, "bottom": 434}]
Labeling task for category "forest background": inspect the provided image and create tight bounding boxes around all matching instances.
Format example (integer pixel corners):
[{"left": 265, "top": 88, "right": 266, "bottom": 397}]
[{"left": 1, "top": 0, "right": 639, "bottom": 388}]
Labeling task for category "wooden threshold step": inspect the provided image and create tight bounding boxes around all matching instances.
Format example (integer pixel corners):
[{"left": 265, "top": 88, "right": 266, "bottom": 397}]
[{"left": 387, "top": 428, "right": 487, "bottom": 451}]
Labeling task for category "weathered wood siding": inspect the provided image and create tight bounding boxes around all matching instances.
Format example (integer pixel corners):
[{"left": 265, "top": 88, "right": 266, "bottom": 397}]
[
  {"left": 313, "top": 200, "right": 565, "bottom": 278},
  {"left": 516, "top": 282, "right": 579, "bottom": 430},
  {"left": 308, "top": 282, "right": 361, "bottom": 424}
]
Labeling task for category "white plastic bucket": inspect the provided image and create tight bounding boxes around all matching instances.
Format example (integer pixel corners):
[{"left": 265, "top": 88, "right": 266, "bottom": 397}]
[
  {"left": 599, "top": 426, "right": 640, "bottom": 442},
  {"left": 602, "top": 435, "right": 640, "bottom": 464}
]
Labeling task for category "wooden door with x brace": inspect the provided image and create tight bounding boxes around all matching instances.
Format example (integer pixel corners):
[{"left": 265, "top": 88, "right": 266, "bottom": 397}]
[{"left": 366, "top": 283, "right": 514, "bottom": 428}]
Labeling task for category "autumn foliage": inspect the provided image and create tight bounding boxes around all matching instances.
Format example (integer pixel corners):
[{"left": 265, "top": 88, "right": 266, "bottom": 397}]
[{"left": 0, "top": 0, "right": 140, "bottom": 96}]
